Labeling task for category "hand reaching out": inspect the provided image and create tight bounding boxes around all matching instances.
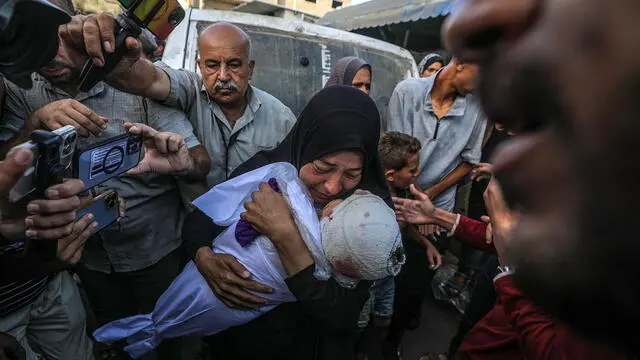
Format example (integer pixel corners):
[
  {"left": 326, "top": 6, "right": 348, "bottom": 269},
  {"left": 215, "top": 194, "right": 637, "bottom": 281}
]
[{"left": 393, "top": 184, "right": 437, "bottom": 225}]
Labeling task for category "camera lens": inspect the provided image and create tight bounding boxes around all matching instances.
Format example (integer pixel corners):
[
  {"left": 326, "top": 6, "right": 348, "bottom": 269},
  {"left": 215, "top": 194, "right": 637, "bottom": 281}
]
[
  {"left": 106, "top": 196, "right": 117, "bottom": 209},
  {"left": 168, "top": 8, "right": 185, "bottom": 27}
]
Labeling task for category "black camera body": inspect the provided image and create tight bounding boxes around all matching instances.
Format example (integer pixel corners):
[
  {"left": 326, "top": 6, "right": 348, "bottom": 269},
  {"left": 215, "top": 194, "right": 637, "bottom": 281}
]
[{"left": 9, "top": 125, "right": 77, "bottom": 203}]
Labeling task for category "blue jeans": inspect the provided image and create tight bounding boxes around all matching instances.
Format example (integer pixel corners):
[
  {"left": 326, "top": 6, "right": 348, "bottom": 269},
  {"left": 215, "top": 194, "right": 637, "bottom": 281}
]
[{"left": 358, "top": 277, "right": 395, "bottom": 328}]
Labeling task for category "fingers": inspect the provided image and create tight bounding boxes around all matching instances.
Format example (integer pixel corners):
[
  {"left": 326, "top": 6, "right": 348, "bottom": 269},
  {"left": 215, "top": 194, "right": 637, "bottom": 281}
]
[
  {"left": 57, "top": 214, "right": 97, "bottom": 264},
  {"left": 45, "top": 179, "right": 85, "bottom": 199},
  {"left": 0, "top": 148, "right": 33, "bottom": 196},
  {"left": 59, "top": 15, "right": 86, "bottom": 50},
  {"left": 216, "top": 275, "right": 269, "bottom": 309},
  {"left": 434, "top": 253, "right": 443, "bottom": 269},
  {"left": 96, "top": 12, "right": 116, "bottom": 54},
  {"left": 25, "top": 210, "right": 76, "bottom": 230},
  {"left": 126, "top": 160, "right": 151, "bottom": 175},
  {"left": 484, "top": 179, "right": 509, "bottom": 219},
  {"left": 25, "top": 222, "right": 74, "bottom": 240},
  {"left": 26, "top": 196, "right": 80, "bottom": 215},
  {"left": 118, "top": 196, "right": 126, "bottom": 218},
  {"left": 409, "top": 184, "right": 427, "bottom": 200},
  {"left": 149, "top": 132, "right": 184, "bottom": 154},
  {"left": 227, "top": 256, "right": 251, "bottom": 279},
  {"left": 167, "top": 133, "right": 184, "bottom": 153},
  {"left": 124, "top": 123, "right": 158, "bottom": 137},
  {"left": 82, "top": 15, "right": 106, "bottom": 66},
  {"left": 392, "top": 196, "right": 408, "bottom": 209},
  {"left": 70, "top": 101, "right": 107, "bottom": 134}
]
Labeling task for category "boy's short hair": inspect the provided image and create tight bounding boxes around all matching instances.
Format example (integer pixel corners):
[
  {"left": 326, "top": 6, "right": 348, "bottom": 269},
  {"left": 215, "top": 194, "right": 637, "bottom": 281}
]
[{"left": 378, "top": 132, "right": 422, "bottom": 171}]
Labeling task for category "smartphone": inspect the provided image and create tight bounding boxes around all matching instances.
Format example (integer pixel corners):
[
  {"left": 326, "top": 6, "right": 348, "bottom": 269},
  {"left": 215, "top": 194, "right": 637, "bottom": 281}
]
[
  {"left": 76, "top": 190, "right": 120, "bottom": 235},
  {"left": 73, "top": 133, "right": 143, "bottom": 191},
  {"left": 119, "top": 0, "right": 185, "bottom": 40},
  {"left": 8, "top": 126, "right": 77, "bottom": 203}
]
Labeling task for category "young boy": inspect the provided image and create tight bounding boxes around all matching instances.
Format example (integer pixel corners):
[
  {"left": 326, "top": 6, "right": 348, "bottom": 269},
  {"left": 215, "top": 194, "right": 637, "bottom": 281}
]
[{"left": 356, "top": 132, "right": 442, "bottom": 359}]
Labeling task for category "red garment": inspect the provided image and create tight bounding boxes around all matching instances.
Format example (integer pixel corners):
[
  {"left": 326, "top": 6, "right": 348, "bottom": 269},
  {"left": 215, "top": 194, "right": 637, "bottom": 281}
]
[
  {"left": 454, "top": 216, "right": 622, "bottom": 360},
  {"left": 453, "top": 216, "right": 494, "bottom": 253}
]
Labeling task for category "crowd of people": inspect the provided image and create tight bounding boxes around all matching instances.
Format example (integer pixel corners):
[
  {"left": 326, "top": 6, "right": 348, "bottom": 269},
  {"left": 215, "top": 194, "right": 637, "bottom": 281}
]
[{"left": 1, "top": 0, "right": 639, "bottom": 360}]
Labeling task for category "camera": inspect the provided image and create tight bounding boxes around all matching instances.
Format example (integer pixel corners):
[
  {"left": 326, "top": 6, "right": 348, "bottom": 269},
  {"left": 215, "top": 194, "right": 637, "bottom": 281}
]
[
  {"left": 9, "top": 125, "right": 77, "bottom": 203},
  {"left": 0, "top": 0, "right": 71, "bottom": 89},
  {"left": 77, "top": 0, "right": 185, "bottom": 92}
]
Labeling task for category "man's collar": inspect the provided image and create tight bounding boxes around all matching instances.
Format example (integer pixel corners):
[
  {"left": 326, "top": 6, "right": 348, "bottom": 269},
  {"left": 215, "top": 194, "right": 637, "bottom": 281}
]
[
  {"left": 200, "top": 83, "right": 262, "bottom": 113},
  {"left": 424, "top": 69, "right": 467, "bottom": 117},
  {"left": 34, "top": 73, "right": 106, "bottom": 100}
]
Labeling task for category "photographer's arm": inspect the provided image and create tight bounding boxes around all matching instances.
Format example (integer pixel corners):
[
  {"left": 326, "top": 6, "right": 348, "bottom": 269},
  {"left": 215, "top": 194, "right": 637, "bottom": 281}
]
[{"left": 59, "top": 13, "right": 170, "bottom": 102}]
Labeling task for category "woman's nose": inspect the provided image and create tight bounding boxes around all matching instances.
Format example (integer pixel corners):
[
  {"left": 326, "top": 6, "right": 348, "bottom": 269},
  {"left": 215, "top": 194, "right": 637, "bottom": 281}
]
[
  {"left": 323, "top": 176, "right": 343, "bottom": 196},
  {"left": 443, "top": 0, "right": 541, "bottom": 63}
]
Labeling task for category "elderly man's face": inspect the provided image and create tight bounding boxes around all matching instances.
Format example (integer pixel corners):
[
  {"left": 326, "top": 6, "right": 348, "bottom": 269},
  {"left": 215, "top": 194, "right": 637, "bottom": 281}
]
[
  {"left": 198, "top": 34, "right": 254, "bottom": 107},
  {"left": 445, "top": 0, "right": 640, "bottom": 349}
]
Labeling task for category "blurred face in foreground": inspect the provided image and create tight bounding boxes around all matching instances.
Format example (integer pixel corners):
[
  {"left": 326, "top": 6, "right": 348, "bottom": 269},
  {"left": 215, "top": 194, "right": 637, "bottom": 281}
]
[{"left": 444, "top": 0, "right": 640, "bottom": 351}]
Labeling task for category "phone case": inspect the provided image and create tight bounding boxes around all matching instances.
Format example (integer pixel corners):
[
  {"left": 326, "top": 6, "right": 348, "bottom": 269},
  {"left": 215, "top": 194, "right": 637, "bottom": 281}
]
[
  {"left": 73, "top": 133, "right": 143, "bottom": 191},
  {"left": 76, "top": 190, "right": 120, "bottom": 235}
]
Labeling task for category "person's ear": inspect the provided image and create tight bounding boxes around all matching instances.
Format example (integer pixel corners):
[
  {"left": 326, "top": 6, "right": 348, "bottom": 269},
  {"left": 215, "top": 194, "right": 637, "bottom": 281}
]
[
  {"left": 248, "top": 60, "right": 255, "bottom": 81},
  {"left": 385, "top": 169, "right": 396, "bottom": 184}
]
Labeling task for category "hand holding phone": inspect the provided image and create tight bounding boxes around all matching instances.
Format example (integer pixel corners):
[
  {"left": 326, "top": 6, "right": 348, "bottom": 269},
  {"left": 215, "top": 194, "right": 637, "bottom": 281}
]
[{"left": 76, "top": 189, "right": 121, "bottom": 235}]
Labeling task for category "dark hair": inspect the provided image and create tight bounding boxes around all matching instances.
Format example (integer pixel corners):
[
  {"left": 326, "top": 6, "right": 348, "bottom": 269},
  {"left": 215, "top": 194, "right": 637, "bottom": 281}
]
[{"left": 379, "top": 132, "right": 421, "bottom": 171}]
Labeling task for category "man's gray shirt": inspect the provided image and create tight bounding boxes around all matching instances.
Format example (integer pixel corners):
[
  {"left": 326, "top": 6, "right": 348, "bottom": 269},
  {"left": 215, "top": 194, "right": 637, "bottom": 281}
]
[
  {"left": 158, "top": 64, "right": 297, "bottom": 187},
  {"left": 3, "top": 75, "right": 200, "bottom": 273},
  {"left": 385, "top": 75, "right": 486, "bottom": 212}
]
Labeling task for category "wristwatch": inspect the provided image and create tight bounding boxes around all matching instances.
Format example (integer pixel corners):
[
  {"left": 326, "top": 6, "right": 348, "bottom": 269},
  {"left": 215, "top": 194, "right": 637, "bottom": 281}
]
[{"left": 497, "top": 265, "right": 515, "bottom": 275}]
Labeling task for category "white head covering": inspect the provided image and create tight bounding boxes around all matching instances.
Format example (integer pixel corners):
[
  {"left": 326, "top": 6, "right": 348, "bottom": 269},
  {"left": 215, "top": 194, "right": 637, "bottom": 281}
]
[{"left": 321, "top": 190, "right": 405, "bottom": 288}]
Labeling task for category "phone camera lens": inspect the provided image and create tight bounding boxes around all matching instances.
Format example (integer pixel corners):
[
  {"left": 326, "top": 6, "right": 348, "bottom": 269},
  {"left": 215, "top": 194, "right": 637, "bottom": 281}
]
[{"left": 168, "top": 8, "right": 184, "bottom": 27}]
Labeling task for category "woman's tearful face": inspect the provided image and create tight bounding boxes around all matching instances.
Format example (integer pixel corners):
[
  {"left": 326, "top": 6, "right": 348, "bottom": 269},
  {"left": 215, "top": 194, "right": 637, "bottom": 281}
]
[{"left": 299, "top": 151, "right": 364, "bottom": 205}]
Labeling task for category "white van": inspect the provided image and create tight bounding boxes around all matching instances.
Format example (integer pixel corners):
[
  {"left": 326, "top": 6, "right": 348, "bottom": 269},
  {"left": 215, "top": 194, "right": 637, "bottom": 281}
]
[{"left": 162, "top": 9, "right": 418, "bottom": 117}]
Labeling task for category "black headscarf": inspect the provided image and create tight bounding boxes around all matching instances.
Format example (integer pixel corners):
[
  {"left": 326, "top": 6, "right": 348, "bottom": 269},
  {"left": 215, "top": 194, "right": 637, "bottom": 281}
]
[
  {"left": 418, "top": 53, "right": 444, "bottom": 75},
  {"left": 232, "top": 85, "right": 390, "bottom": 206},
  {"left": 324, "top": 57, "right": 371, "bottom": 87}
]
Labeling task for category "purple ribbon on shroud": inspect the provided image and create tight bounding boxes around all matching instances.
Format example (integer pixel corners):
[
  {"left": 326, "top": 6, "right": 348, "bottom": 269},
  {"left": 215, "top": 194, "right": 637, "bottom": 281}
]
[{"left": 235, "top": 178, "right": 281, "bottom": 247}]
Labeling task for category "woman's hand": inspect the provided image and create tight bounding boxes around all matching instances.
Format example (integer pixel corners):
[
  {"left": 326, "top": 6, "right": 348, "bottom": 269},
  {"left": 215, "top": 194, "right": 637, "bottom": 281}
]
[
  {"left": 241, "top": 182, "right": 315, "bottom": 276},
  {"left": 195, "top": 247, "right": 273, "bottom": 310},
  {"left": 241, "top": 182, "right": 298, "bottom": 241},
  {"left": 393, "top": 184, "right": 437, "bottom": 225}
]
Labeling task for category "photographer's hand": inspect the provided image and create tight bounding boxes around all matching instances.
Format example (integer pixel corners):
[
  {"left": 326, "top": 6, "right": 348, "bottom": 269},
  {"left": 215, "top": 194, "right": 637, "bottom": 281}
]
[
  {"left": 0, "top": 148, "right": 33, "bottom": 198},
  {"left": 24, "top": 179, "right": 85, "bottom": 240},
  {"left": 57, "top": 214, "right": 97, "bottom": 265},
  {"left": 124, "top": 123, "right": 194, "bottom": 175},
  {"left": 31, "top": 99, "right": 108, "bottom": 137},
  {"left": 0, "top": 148, "right": 33, "bottom": 228},
  {"left": 59, "top": 13, "right": 170, "bottom": 101}
]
